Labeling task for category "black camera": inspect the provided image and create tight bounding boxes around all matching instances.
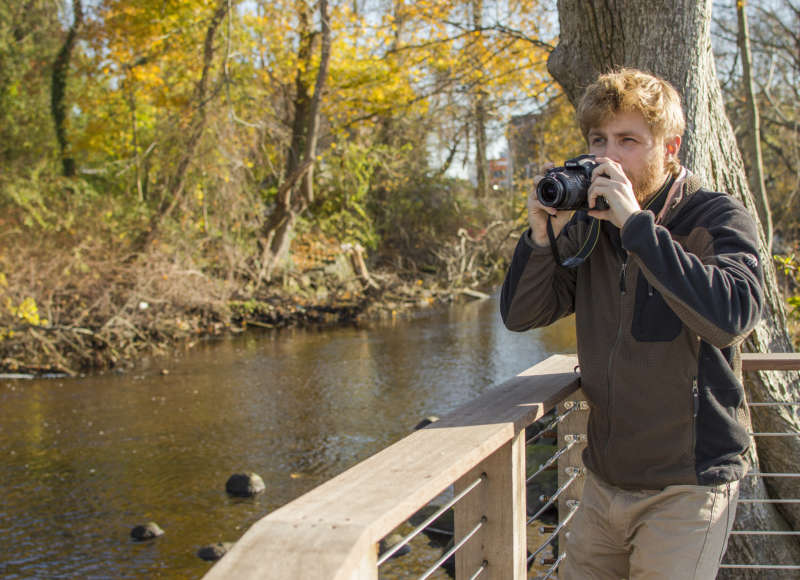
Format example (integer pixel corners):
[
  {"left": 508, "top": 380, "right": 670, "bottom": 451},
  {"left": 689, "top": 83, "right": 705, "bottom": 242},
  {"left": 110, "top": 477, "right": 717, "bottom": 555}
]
[{"left": 536, "top": 154, "right": 608, "bottom": 211}]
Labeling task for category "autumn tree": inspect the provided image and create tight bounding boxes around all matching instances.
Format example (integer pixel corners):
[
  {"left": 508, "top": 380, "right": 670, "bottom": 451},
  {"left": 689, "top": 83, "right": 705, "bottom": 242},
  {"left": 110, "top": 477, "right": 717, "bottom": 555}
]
[
  {"left": 714, "top": 0, "right": 799, "bottom": 247},
  {"left": 550, "top": 0, "right": 800, "bottom": 571},
  {"left": 0, "top": 0, "right": 62, "bottom": 171},
  {"left": 259, "top": 0, "right": 331, "bottom": 281},
  {"left": 51, "top": 0, "right": 83, "bottom": 177},
  {"left": 736, "top": 0, "right": 772, "bottom": 253}
]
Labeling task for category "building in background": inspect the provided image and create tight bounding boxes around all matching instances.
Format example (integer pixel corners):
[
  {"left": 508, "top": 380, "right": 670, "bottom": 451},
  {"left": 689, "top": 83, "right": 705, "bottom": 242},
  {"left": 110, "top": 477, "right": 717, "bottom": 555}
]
[
  {"left": 508, "top": 112, "right": 543, "bottom": 184},
  {"left": 488, "top": 156, "right": 512, "bottom": 192}
]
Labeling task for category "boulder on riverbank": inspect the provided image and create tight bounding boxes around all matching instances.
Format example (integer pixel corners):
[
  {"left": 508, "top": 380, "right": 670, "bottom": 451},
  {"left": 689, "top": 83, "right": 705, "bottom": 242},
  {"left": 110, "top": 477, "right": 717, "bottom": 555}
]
[
  {"left": 130, "top": 522, "right": 164, "bottom": 540},
  {"left": 225, "top": 472, "right": 266, "bottom": 497}
]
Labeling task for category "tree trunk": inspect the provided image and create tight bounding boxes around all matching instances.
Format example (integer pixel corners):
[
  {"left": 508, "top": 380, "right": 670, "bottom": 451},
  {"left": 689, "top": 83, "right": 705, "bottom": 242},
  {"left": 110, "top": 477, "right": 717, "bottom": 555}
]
[
  {"left": 474, "top": 91, "right": 489, "bottom": 197},
  {"left": 159, "top": 0, "right": 230, "bottom": 220},
  {"left": 738, "top": 0, "right": 773, "bottom": 254},
  {"left": 132, "top": 0, "right": 230, "bottom": 253},
  {"left": 260, "top": 0, "right": 331, "bottom": 281},
  {"left": 549, "top": 0, "right": 800, "bottom": 572},
  {"left": 472, "top": 0, "right": 489, "bottom": 198},
  {"left": 51, "top": 0, "right": 83, "bottom": 177}
]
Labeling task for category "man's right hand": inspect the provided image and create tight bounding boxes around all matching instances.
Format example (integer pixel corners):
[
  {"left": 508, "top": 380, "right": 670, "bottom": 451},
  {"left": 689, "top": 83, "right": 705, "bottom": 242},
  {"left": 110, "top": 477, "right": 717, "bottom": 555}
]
[{"left": 529, "top": 167, "right": 573, "bottom": 247}]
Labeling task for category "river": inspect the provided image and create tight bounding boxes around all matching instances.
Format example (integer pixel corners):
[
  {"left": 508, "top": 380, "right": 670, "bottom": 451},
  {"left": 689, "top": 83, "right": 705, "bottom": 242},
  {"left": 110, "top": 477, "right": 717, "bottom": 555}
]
[{"left": 0, "top": 295, "right": 575, "bottom": 579}]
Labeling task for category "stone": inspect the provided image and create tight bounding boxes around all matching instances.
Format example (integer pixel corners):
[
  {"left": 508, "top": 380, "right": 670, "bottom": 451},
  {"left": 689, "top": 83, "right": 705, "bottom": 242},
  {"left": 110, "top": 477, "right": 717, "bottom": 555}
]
[
  {"left": 322, "top": 254, "right": 353, "bottom": 282},
  {"left": 408, "top": 503, "right": 453, "bottom": 548},
  {"left": 130, "top": 522, "right": 164, "bottom": 541},
  {"left": 378, "top": 533, "right": 411, "bottom": 560},
  {"left": 225, "top": 472, "right": 266, "bottom": 497},
  {"left": 197, "top": 542, "right": 234, "bottom": 561},
  {"left": 413, "top": 415, "right": 440, "bottom": 430}
]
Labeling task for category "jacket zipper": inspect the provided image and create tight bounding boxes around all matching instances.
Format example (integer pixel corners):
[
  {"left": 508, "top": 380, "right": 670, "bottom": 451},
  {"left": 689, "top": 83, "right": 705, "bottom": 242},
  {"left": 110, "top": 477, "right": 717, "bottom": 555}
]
[
  {"left": 619, "top": 254, "right": 629, "bottom": 294},
  {"left": 605, "top": 251, "right": 630, "bottom": 463},
  {"left": 692, "top": 378, "right": 699, "bottom": 454}
]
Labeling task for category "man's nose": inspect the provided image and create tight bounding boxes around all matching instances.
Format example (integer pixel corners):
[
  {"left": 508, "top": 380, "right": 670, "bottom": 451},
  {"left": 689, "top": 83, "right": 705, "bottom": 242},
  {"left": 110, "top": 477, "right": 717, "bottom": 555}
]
[{"left": 602, "top": 143, "right": 621, "bottom": 162}]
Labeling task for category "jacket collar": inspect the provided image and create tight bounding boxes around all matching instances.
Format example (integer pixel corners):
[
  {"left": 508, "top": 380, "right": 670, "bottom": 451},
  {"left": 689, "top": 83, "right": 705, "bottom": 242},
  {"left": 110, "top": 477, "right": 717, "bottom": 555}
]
[
  {"left": 645, "top": 167, "right": 704, "bottom": 227},
  {"left": 642, "top": 174, "right": 676, "bottom": 218}
]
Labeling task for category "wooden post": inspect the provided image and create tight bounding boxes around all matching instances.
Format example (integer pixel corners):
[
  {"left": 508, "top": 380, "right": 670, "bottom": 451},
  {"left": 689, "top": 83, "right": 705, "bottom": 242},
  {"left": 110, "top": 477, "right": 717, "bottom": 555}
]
[
  {"left": 557, "top": 388, "right": 589, "bottom": 563},
  {"left": 454, "top": 430, "right": 527, "bottom": 579}
]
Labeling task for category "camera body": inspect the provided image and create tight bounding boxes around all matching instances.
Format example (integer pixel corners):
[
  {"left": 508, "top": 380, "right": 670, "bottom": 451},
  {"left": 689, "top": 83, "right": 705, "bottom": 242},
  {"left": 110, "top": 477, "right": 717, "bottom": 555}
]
[{"left": 536, "top": 154, "right": 609, "bottom": 211}]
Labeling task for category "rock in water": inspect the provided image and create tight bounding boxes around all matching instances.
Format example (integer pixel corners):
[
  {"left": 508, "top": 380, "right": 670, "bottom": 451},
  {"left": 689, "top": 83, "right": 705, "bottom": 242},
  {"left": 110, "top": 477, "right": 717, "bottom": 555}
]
[
  {"left": 130, "top": 522, "right": 164, "bottom": 540},
  {"left": 378, "top": 533, "right": 411, "bottom": 560},
  {"left": 197, "top": 542, "right": 234, "bottom": 561},
  {"left": 413, "top": 415, "right": 440, "bottom": 430},
  {"left": 225, "top": 472, "right": 266, "bottom": 497}
]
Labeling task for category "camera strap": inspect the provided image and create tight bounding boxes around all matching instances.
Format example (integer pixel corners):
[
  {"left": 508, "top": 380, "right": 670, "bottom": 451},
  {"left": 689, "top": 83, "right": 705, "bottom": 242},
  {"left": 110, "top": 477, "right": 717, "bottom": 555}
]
[
  {"left": 545, "top": 173, "right": 679, "bottom": 269},
  {"left": 546, "top": 213, "right": 601, "bottom": 269}
]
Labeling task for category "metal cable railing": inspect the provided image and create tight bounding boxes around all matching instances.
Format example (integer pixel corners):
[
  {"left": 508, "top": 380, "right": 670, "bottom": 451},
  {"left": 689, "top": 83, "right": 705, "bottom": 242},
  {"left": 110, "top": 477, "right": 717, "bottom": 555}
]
[
  {"left": 526, "top": 400, "right": 589, "bottom": 578},
  {"left": 729, "top": 530, "right": 800, "bottom": 535},
  {"left": 540, "top": 552, "right": 566, "bottom": 579},
  {"left": 527, "top": 396, "right": 800, "bottom": 578},
  {"left": 376, "top": 402, "right": 586, "bottom": 578},
  {"left": 721, "top": 399, "right": 800, "bottom": 572},
  {"left": 527, "top": 501, "right": 579, "bottom": 566},
  {"left": 374, "top": 370, "right": 798, "bottom": 578},
  {"left": 526, "top": 439, "right": 578, "bottom": 482},
  {"left": 525, "top": 405, "right": 578, "bottom": 446},
  {"left": 527, "top": 468, "right": 581, "bottom": 525},
  {"left": 376, "top": 474, "right": 486, "bottom": 566},
  {"left": 419, "top": 517, "right": 486, "bottom": 580},
  {"left": 719, "top": 564, "right": 800, "bottom": 570}
]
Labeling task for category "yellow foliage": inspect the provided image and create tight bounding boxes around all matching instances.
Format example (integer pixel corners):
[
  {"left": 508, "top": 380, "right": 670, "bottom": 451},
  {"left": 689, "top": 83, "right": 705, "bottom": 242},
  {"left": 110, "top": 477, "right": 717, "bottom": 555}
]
[{"left": 4, "top": 296, "right": 48, "bottom": 328}]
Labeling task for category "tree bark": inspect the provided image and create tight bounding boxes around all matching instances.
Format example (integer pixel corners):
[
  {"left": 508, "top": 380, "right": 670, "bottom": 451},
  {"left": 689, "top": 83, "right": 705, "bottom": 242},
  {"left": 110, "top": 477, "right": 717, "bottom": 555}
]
[
  {"left": 472, "top": 0, "right": 489, "bottom": 198},
  {"left": 260, "top": 0, "right": 331, "bottom": 281},
  {"left": 51, "top": 0, "right": 83, "bottom": 177},
  {"left": 738, "top": 0, "right": 773, "bottom": 254},
  {"left": 131, "top": 0, "right": 230, "bottom": 253},
  {"left": 549, "top": 0, "right": 800, "bottom": 572},
  {"left": 159, "top": 0, "right": 230, "bottom": 220}
]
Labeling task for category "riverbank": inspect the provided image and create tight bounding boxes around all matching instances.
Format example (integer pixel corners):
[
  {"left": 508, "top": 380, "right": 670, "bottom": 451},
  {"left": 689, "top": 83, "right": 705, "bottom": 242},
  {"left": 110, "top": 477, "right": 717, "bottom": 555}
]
[
  {"left": 0, "top": 288, "right": 574, "bottom": 579},
  {"left": 0, "top": 223, "right": 515, "bottom": 377}
]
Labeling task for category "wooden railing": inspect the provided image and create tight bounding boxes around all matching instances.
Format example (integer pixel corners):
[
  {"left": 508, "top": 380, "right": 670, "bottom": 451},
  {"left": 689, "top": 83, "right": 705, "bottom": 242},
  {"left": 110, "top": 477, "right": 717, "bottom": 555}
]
[
  {"left": 203, "top": 354, "right": 580, "bottom": 579},
  {"left": 203, "top": 352, "right": 800, "bottom": 579}
]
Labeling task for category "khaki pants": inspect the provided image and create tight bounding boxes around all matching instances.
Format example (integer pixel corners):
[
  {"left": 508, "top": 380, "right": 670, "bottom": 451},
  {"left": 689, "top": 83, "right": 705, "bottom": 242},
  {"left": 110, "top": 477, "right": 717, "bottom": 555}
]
[{"left": 560, "top": 471, "right": 739, "bottom": 580}]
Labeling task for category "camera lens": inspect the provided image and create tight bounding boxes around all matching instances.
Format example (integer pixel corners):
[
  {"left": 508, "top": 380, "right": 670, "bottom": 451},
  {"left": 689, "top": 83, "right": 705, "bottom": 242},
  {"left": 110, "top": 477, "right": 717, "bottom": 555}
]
[{"left": 537, "top": 177, "right": 565, "bottom": 207}]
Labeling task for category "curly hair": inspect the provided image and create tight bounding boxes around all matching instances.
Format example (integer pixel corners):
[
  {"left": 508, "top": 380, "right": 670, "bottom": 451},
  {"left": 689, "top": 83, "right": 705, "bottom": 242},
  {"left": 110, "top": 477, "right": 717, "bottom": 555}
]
[{"left": 577, "top": 69, "right": 685, "bottom": 173}]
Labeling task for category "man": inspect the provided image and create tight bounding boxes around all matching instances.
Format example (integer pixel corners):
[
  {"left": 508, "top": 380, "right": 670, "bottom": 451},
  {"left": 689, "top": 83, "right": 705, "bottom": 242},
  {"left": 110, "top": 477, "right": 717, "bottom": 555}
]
[{"left": 500, "top": 69, "right": 764, "bottom": 579}]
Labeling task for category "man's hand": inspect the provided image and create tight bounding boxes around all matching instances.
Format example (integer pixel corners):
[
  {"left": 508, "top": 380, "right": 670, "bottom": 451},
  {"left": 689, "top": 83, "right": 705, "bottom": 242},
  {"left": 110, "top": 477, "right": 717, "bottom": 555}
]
[
  {"left": 587, "top": 158, "right": 641, "bottom": 228},
  {"left": 529, "top": 164, "right": 573, "bottom": 247}
]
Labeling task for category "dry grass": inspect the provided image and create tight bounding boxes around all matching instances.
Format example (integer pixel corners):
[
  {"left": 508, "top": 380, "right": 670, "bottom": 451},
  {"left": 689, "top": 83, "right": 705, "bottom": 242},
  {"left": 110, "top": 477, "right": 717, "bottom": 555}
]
[
  {"left": 0, "top": 207, "right": 516, "bottom": 375},
  {"left": 0, "top": 218, "right": 238, "bottom": 374}
]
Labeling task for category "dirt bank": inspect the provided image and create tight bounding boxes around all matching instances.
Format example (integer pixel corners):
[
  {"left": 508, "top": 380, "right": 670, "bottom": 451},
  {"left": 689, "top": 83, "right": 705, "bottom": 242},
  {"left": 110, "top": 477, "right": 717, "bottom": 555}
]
[{"left": 0, "top": 228, "right": 510, "bottom": 377}]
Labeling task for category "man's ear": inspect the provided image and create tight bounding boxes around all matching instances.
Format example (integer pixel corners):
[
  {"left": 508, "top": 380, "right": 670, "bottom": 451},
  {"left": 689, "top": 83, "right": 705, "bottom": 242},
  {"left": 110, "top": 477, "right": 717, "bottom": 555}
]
[{"left": 665, "top": 135, "right": 682, "bottom": 158}]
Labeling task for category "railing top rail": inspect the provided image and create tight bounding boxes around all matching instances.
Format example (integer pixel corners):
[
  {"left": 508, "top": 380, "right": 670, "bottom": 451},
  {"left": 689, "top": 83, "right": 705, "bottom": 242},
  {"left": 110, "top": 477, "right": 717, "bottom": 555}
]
[
  {"left": 203, "top": 354, "right": 580, "bottom": 580},
  {"left": 741, "top": 352, "right": 800, "bottom": 371}
]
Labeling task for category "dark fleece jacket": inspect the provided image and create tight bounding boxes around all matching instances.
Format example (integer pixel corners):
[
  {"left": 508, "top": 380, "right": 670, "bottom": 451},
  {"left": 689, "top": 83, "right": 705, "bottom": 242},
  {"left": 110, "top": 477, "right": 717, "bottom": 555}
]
[{"left": 500, "top": 173, "right": 764, "bottom": 489}]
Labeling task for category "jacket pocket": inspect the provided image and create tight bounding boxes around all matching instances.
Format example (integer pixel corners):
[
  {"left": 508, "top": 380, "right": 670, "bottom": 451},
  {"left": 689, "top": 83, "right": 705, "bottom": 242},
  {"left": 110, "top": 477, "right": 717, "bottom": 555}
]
[{"left": 631, "top": 273, "right": 683, "bottom": 342}]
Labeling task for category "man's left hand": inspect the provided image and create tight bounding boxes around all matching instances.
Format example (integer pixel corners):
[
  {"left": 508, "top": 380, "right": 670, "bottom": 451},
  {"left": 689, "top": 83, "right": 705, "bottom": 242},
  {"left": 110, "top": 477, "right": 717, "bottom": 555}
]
[{"left": 587, "top": 158, "right": 641, "bottom": 228}]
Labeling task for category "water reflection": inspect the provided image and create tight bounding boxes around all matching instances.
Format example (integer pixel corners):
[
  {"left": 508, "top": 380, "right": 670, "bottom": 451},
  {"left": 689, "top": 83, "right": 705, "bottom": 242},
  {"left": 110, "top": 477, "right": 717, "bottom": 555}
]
[{"left": 0, "top": 295, "right": 575, "bottom": 578}]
